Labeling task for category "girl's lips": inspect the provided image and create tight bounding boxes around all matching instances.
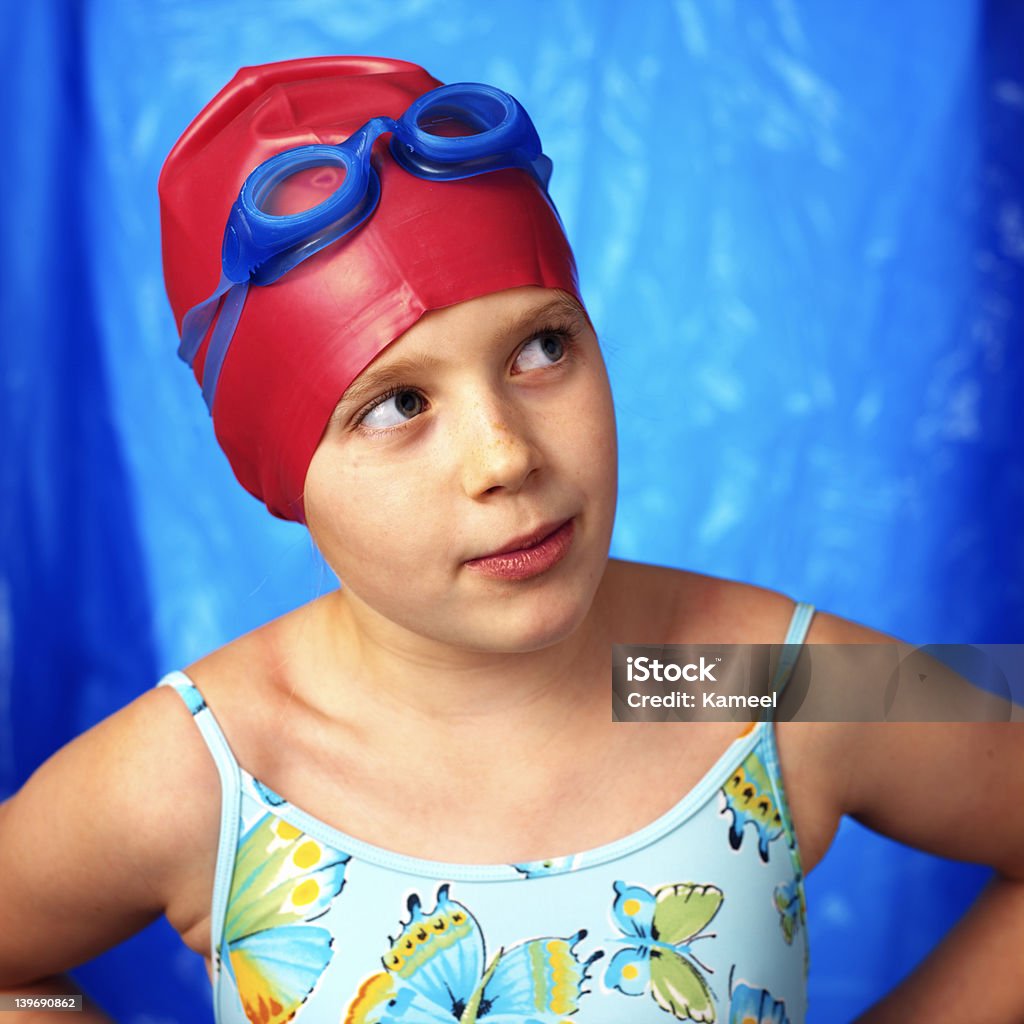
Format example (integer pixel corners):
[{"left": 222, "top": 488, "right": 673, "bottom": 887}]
[{"left": 464, "top": 519, "right": 575, "bottom": 581}]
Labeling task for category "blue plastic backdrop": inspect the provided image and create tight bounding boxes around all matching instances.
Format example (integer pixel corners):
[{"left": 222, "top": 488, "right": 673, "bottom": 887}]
[{"left": 2, "top": 1, "right": 1021, "bottom": 1021}]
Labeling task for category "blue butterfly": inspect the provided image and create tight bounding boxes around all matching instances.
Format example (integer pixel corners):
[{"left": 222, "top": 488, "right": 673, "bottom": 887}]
[
  {"left": 728, "top": 967, "right": 790, "bottom": 1024},
  {"left": 344, "top": 883, "right": 601, "bottom": 1023},
  {"left": 772, "top": 877, "right": 804, "bottom": 946},
  {"left": 221, "top": 812, "right": 350, "bottom": 1024},
  {"left": 604, "top": 880, "right": 723, "bottom": 1022},
  {"left": 253, "top": 776, "right": 288, "bottom": 807},
  {"left": 511, "top": 854, "right": 579, "bottom": 878}
]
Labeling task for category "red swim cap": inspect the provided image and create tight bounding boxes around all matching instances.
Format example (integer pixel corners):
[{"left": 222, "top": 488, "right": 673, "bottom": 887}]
[{"left": 158, "top": 56, "right": 583, "bottom": 523}]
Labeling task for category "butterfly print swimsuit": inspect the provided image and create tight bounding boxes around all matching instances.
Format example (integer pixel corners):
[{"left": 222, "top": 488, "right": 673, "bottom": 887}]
[{"left": 157, "top": 602, "right": 815, "bottom": 1024}]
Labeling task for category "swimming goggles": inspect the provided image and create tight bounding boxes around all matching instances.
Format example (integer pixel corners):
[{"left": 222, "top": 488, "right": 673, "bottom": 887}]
[{"left": 177, "top": 82, "right": 557, "bottom": 412}]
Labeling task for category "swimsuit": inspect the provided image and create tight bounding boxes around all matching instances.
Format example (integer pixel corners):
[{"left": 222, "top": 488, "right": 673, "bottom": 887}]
[{"left": 157, "top": 601, "right": 815, "bottom": 1024}]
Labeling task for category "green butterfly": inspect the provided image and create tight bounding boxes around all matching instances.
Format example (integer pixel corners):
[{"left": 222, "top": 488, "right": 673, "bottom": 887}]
[
  {"left": 221, "top": 811, "right": 349, "bottom": 1023},
  {"left": 604, "top": 880, "right": 724, "bottom": 1022}
]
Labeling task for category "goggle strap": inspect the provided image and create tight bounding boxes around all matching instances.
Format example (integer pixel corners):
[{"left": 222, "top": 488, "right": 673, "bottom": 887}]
[
  {"left": 178, "top": 274, "right": 234, "bottom": 366},
  {"left": 532, "top": 153, "right": 553, "bottom": 191},
  {"left": 200, "top": 281, "right": 249, "bottom": 413}
]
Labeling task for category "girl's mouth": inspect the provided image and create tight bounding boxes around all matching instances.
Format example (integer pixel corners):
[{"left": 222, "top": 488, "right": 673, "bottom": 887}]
[{"left": 464, "top": 518, "right": 575, "bottom": 581}]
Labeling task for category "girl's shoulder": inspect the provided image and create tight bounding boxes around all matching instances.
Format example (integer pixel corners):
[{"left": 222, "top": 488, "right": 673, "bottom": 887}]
[
  {"left": 0, "top": 602, "right": 323, "bottom": 982},
  {"left": 600, "top": 559, "right": 884, "bottom": 874},
  {"left": 602, "top": 558, "right": 817, "bottom": 643},
  {"left": 0, "top": 653, "right": 258, "bottom": 983}
]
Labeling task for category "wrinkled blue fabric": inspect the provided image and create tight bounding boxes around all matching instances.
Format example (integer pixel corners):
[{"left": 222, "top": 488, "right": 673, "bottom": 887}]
[{"left": 1, "top": 2, "right": 1020, "bottom": 1022}]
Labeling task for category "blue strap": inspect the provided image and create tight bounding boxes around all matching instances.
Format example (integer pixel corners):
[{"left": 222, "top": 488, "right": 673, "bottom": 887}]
[
  {"left": 769, "top": 601, "right": 816, "bottom": 708},
  {"left": 783, "top": 601, "right": 815, "bottom": 647},
  {"left": 177, "top": 275, "right": 250, "bottom": 413},
  {"left": 178, "top": 273, "right": 232, "bottom": 365},
  {"left": 156, "top": 671, "right": 241, "bottom": 997},
  {"left": 199, "top": 281, "right": 249, "bottom": 412}
]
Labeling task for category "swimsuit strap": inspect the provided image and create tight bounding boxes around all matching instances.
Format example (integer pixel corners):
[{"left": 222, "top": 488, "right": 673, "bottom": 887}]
[
  {"left": 782, "top": 601, "right": 816, "bottom": 647},
  {"left": 768, "top": 601, "right": 816, "bottom": 717},
  {"left": 156, "top": 670, "right": 241, "bottom": 986}
]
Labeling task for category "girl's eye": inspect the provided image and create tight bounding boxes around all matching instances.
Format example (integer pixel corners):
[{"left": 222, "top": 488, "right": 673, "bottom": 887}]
[
  {"left": 513, "top": 330, "right": 568, "bottom": 373},
  {"left": 359, "top": 389, "right": 426, "bottom": 430}
]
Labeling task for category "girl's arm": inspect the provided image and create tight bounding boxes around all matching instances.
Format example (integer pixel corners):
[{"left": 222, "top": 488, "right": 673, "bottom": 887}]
[
  {"left": 813, "top": 617, "right": 1024, "bottom": 1022},
  {"left": 849, "top": 872, "right": 1024, "bottom": 1023},
  {"left": 0, "top": 687, "right": 207, "bottom": 991}
]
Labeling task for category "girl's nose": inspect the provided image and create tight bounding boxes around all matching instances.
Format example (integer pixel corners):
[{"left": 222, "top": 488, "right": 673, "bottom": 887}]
[{"left": 457, "top": 400, "right": 541, "bottom": 498}]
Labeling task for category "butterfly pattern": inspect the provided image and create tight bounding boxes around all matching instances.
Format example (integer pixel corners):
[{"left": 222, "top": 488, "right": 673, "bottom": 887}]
[
  {"left": 343, "top": 883, "right": 602, "bottom": 1023},
  {"left": 220, "top": 812, "right": 350, "bottom": 1024},
  {"left": 603, "top": 881, "right": 724, "bottom": 1022},
  {"left": 720, "top": 741, "right": 808, "bottom": 959},
  {"left": 773, "top": 826, "right": 809, "bottom": 973},
  {"left": 752, "top": 747, "right": 808, "bottom": 960},
  {"left": 727, "top": 968, "right": 791, "bottom": 1024},
  {"left": 720, "top": 751, "right": 785, "bottom": 863},
  {"left": 771, "top": 879, "right": 802, "bottom": 947},
  {"left": 253, "top": 777, "right": 289, "bottom": 807},
  {"left": 512, "top": 854, "right": 580, "bottom": 878}
]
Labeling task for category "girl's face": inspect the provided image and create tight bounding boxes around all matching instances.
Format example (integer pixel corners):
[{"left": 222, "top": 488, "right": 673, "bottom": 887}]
[{"left": 304, "top": 286, "right": 618, "bottom": 654}]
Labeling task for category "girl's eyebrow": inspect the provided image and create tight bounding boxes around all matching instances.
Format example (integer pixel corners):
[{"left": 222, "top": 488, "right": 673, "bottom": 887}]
[
  {"left": 497, "top": 293, "right": 590, "bottom": 337},
  {"left": 336, "top": 296, "right": 589, "bottom": 416},
  {"left": 336, "top": 352, "right": 442, "bottom": 415}
]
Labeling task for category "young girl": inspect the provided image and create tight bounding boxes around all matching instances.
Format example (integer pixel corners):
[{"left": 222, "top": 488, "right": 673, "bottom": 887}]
[{"left": 1, "top": 56, "right": 1022, "bottom": 1024}]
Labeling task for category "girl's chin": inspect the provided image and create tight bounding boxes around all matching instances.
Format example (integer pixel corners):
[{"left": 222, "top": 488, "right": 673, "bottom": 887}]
[
  {"left": 335, "top": 551, "right": 605, "bottom": 654},
  {"left": 458, "top": 561, "right": 607, "bottom": 653},
  {"left": 456, "top": 593, "right": 596, "bottom": 654}
]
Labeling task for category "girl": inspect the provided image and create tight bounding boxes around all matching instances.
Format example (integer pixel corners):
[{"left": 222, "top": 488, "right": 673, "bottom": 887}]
[{"left": 1, "top": 56, "right": 1021, "bottom": 1024}]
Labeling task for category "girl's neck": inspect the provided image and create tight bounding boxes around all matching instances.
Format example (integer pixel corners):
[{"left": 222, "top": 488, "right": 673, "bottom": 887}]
[{"left": 301, "top": 578, "right": 616, "bottom": 735}]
